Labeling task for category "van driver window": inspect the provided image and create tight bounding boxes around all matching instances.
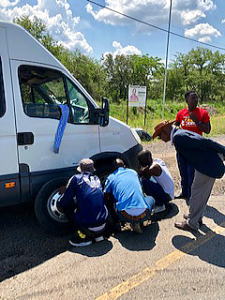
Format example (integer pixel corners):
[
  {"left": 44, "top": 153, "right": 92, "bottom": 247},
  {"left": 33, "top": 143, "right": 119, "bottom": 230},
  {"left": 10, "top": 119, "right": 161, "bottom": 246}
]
[
  {"left": 0, "top": 58, "right": 6, "bottom": 117},
  {"left": 18, "top": 65, "right": 90, "bottom": 124}
]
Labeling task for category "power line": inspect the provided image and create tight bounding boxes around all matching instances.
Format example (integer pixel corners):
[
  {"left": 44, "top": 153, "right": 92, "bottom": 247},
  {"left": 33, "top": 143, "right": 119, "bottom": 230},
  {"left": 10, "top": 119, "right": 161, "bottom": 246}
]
[{"left": 86, "top": 0, "right": 225, "bottom": 52}]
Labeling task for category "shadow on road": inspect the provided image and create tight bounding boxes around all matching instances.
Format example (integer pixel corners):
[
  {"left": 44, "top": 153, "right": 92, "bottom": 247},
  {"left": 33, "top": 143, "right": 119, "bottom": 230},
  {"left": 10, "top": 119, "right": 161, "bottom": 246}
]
[
  {"left": 70, "top": 240, "right": 113, "bottom": 257},
  {"left": 172, "top": 223, "right": 225, "bottom": 269},
  {"left": 151, "top": 202, "right": 179, "bottom": 222},
  {"left": 115, "top": 222, "right": 160, "bottom": 251},
  {"left": 204, "top": 205, "right": 225, "bottom": 227},
  {"left": 0, "top": 204, "right": 68, "bottom": 282}
]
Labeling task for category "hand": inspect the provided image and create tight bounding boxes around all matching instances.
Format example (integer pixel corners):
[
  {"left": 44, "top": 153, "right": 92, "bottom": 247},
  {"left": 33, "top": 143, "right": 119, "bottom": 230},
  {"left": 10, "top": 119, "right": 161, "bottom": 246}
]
[
  {"left": 189, "top": 112, "right": 199, "bottom": 124},
  {"left": 58, "top": 186, "right": 66, "bottom": 195}
]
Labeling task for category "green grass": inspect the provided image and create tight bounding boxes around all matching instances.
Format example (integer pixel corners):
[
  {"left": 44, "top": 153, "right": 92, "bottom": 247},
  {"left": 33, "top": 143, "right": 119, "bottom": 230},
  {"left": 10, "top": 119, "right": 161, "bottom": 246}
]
[{"left": 109, "top": 99, "right": 225, "bottom": 137}]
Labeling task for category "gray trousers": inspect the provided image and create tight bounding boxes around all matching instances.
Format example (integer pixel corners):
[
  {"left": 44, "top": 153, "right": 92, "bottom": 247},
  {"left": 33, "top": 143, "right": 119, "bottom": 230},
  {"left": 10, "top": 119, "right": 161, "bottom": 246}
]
[{"left": 187, "top": 170, "right": 216, "bottom": 230}]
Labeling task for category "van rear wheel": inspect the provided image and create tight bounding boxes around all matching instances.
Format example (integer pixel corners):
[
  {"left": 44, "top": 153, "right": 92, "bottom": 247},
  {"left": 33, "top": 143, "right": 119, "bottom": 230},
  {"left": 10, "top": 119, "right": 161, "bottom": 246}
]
[{"left": 34, "top": 178, "right": 72, "bottom": 235}]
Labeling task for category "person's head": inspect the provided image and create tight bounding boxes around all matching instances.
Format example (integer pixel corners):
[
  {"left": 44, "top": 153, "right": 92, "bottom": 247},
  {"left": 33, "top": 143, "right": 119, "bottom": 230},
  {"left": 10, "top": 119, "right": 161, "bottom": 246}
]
[
  {"left": 152, "top": 120, "right": 175, "bottom": 142},
  {"left": 113, "top": 158, "right": 125, "bottom": 170},
  {"left": 77, "top": 158, "right": 95, "bottom": 173},
  {"left": 185, "top": 91, "right": 198, "bottom": 111},
  {"left": 132, "top": 88, "right": 136, "bottom": 95},
  {"left": 137, "top": 150, "right": 153, "bottom": 167}
]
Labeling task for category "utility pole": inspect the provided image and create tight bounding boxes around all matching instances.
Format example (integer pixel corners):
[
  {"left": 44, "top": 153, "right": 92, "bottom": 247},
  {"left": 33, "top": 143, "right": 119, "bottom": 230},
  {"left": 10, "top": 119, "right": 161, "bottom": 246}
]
[{"left": 162, "top": 0, "right": 173, "bottom": 118}]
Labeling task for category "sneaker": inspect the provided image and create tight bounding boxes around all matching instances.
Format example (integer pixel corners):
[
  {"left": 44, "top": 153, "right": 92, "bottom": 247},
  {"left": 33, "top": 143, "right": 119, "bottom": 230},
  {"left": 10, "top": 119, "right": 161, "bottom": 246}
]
[
  {"left": 69, "top": 235, "right": 92, "bottom": 247},
  {"left": 153, "top": 204, "right": 166, "bottom": 214},
  {"left": 131, "top": 223, "right": 143, "bottom": 234},
  {"left": 95, "top": 236, "right": 105, "bottom": 242}
]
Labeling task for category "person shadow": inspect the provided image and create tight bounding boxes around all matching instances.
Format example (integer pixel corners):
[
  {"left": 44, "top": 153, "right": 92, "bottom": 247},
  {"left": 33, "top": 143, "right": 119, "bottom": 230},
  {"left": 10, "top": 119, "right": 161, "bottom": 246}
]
[
  {"left": 204, "top": 205, "right": 225, "bottom": 227},
  {"left": 115, "top": 222, "right": 160, "bottom": 251},
  {"left": 151, "top": 202, "right": 179, "bottom": 222},
  {"left": 69, "top": 240, "right": 113, "bottom": 257},
  {"left": 172, "top": 222, "right": 225, "bottom": 268}
]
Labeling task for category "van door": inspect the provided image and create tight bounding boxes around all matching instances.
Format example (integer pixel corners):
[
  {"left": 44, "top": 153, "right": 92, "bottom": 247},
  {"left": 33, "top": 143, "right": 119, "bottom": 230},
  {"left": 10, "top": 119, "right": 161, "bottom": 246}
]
[
  {"left": 10, "top": 62, "right": 100, "bottom": 198},
  {"left": 0, "top": 28, "right": 21, "bottom": 206}
]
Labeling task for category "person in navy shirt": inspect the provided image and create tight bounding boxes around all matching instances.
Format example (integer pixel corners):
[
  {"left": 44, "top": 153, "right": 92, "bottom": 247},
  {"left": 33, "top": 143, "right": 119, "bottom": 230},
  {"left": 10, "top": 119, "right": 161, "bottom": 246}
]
[
  {"left": 104, "top": 159, "right": 155, "bottom": 233},
  {"left": 58, "top": 159, "right": 108, "bottom": 247},
  {"left": 152, "top": 120, "right": 225, "bottom": 232}
]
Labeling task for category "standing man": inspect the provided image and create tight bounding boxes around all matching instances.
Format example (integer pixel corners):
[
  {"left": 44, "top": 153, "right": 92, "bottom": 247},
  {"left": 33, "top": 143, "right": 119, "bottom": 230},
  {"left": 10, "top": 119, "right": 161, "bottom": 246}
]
[
  {"left": 175, "top": 91, "right": 211, "bottom": 200},
  {"left": 152, "top": 121, "right": 225, "bottom": 231}
]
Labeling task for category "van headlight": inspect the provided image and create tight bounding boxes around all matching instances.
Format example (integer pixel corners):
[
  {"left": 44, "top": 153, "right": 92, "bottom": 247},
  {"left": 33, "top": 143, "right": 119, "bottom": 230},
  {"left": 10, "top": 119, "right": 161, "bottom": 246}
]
[{"left": 131, "top": 128, "right": 141, "bottom": 144}]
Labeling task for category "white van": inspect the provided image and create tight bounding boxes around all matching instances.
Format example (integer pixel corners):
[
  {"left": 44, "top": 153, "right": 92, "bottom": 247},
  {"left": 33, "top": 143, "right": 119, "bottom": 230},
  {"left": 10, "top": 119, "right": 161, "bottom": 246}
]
[{"left": 0, "top": 21, "right": 142, "bottom": 232}]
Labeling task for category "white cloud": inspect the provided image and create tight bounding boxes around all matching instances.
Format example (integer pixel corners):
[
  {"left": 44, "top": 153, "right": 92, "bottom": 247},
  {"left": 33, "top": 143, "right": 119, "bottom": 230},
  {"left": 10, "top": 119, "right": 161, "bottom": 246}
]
[
  {"left": 184, "top": 23, "right": 221, "bottom": 42},
  {"left": 222, "top": 19, "right": 225, "bottom": 24},
  {"left": 86, "top": 0, "right": 216, "bottom": 31},
  {"left": 181, "top": 10, "right": 206, "bottom": 25},
  {"left": 0, "top": 0, "right": 19, "bottom": 8},
  {"left": 0, "top": 0, "right": 93, "bottom": 54},
  {"left": 104, "top": 41, "right": 142, "bottom": 58}
]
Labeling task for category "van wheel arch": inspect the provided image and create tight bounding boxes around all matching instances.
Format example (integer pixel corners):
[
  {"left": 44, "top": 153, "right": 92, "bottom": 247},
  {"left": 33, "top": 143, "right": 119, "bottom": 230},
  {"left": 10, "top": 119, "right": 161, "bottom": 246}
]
[{"left": 91, "top": 152, "right": 129, "bottom": 182}]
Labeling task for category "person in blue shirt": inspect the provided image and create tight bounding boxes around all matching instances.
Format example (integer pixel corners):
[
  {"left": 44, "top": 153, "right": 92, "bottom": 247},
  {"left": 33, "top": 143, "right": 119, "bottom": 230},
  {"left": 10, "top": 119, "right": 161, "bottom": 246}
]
[
  {"left": 57, "top": 158, "right": 108, "bottom": 247},
  {"left": 104, "top": 158, "right": 155, "bottom": 233}
]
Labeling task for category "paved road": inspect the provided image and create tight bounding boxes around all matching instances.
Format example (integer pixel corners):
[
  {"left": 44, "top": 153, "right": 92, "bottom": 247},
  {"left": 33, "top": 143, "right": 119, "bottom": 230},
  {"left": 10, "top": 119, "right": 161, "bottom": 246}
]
[{"left": 1, "top": 195, "right": 225, "bottom": 300}]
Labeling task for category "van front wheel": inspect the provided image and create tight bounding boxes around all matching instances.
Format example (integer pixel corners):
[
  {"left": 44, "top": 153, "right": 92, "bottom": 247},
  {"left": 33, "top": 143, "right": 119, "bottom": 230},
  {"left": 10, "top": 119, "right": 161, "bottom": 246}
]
[{"left": 34, "top": 178, "right": 71, "bottom": 235}]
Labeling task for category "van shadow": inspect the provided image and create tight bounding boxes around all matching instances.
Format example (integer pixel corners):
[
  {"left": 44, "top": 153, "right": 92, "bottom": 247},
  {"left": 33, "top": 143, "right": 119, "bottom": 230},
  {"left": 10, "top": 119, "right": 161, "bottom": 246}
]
[
  {"left": 0, "top": 204, "right": 69, "bottom": 282},
  {"left": 115, "top": 222, "right": 160, "bottom": 251}
]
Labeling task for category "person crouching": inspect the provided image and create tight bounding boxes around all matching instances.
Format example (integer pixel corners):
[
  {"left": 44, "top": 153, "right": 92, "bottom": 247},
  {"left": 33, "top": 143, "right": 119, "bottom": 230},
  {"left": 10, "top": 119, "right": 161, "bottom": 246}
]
[
  {"left": 57, "top": 159, "right": 108, "bottom": 247},
  {"left": 104, "top": 158, "right": 155, "bottom": 233}
]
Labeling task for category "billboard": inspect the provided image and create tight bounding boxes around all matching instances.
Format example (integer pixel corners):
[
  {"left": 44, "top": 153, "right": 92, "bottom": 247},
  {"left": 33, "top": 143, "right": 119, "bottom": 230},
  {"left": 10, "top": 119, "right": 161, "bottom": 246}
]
[{"left": 128, "top": 85, "right": 146, "bottom": 107}]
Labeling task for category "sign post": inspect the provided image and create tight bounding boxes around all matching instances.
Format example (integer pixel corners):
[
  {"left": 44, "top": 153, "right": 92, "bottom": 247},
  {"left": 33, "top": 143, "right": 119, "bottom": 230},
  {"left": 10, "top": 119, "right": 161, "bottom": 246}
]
[{"left": 128, "top": 85, "right": 147, "bottom": 126}]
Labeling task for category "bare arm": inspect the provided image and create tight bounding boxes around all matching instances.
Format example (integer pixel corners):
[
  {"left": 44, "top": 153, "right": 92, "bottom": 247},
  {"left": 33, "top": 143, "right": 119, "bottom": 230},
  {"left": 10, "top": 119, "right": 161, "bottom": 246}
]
[{"left": 189, "top": 111, "right": 211, "bottom": 134}]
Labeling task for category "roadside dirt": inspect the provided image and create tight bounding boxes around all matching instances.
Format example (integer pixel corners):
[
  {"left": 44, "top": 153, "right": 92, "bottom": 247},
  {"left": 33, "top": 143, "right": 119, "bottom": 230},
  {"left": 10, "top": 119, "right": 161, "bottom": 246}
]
[{"left": 144, "top": 134, "right": 225, "bottom": 196}]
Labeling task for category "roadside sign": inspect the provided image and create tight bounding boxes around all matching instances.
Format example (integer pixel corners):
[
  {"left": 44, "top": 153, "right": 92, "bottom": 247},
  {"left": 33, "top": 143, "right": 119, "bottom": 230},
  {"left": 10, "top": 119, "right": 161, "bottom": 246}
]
[{"left": 128, "top": 85, "right": 146, "bottom": 107}]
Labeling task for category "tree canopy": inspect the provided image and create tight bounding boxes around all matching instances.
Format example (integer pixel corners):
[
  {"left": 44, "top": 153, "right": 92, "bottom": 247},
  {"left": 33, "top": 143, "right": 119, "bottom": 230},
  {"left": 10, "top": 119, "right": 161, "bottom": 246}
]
[{"left": 14, "top": 15, "right": 225, "bottom": 104}]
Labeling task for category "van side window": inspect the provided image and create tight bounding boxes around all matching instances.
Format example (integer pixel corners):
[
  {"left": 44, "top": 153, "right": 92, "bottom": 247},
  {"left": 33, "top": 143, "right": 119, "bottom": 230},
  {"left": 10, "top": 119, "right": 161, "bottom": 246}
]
[
  {"left": 66, "top": 78, "right": 90, "bottom": 124},
  {"left": 19, "top": 65, "right": 66, "bottom": 120},
  {"left": 18, "top": 65, "right": 91, "bottom": 124},
  {"left": 0, "top": 58, "right": 6, "bottom": 117}
]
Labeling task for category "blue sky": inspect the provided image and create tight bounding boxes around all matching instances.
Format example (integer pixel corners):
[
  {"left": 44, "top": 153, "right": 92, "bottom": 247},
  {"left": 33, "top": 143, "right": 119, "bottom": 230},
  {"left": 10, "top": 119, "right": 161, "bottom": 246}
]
[{"left": 1, "top": 0, "right": 225, "bottom": 62}]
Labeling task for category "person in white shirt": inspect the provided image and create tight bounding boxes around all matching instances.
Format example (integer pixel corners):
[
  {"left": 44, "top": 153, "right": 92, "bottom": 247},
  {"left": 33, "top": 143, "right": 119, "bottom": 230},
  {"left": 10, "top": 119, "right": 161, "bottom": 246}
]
[{"left": 138, "top": 150, "right": 174, "bottom": 213}]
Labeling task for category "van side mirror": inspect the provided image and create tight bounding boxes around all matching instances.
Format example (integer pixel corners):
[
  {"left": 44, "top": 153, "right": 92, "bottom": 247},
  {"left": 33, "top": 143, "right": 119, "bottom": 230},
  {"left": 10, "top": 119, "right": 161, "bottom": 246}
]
[
  {"left": 100, "top": 97, "right": 109, "bottom": 127},
  {"left": 94, "top": 97, "right": 109, "bottom": 127}
]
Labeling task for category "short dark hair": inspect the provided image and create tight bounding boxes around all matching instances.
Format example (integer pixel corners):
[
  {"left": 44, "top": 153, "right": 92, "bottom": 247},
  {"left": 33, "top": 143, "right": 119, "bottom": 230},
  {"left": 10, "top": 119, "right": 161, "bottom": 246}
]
[
  {"left": 185, "top": 91, "right": 197, "bottom": 101},
  {"left": 137, "top": 150, "right": 153, "bottom": 167}
]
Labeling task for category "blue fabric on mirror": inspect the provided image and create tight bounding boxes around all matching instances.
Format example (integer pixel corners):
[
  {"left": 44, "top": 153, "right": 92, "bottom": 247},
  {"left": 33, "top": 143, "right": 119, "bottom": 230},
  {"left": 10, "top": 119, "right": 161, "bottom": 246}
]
[{"left": 53, "top": 104, "right": 69, "bottom": 153}]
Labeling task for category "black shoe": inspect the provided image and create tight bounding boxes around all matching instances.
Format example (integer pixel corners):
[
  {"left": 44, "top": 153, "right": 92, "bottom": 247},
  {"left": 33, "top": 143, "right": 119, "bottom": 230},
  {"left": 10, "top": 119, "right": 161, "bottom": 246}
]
[
  {"left": 69, "top": 235, "right": 92, "bottom": 247},
  {"left": 183, "top": 214, "right": 203, "bottom": 226}
]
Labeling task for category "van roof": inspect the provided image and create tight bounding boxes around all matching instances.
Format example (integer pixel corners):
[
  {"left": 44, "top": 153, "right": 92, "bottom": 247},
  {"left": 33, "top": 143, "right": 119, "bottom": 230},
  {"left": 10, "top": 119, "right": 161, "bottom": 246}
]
[{"left": 0, "top": 21, "right": 63, "bottom": 69}]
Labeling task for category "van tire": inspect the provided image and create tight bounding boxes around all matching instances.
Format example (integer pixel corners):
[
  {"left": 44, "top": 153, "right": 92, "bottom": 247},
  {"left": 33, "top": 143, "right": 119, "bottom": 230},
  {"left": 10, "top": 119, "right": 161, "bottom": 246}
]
[{"left": 34, "top": 177, "right": 71, "bottom": 235}]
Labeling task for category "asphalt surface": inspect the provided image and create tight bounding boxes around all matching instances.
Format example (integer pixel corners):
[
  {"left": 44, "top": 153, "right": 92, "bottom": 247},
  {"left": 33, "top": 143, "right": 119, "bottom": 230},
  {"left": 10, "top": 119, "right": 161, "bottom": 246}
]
[
  {"left": 1, "top": 136, "right": 225, "bottom": 299},
  {"left": 1, "top": 195, "right": 225, "bottom": 300}
]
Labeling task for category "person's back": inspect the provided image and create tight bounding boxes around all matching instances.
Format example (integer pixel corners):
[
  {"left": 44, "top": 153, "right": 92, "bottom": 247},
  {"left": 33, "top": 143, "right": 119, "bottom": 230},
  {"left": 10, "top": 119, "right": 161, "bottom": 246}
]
[
  {"left": 71, "top": 173, "right": 107, "bottom": 227},
  {"left": 152, "top": 158, "right": 174, "bottom": 199},
  {"left": 105, "top": 167, "right": 148, "bottom": 211},
  {"left": 58, "top": 158, "right": 108, "bottom": 246}
]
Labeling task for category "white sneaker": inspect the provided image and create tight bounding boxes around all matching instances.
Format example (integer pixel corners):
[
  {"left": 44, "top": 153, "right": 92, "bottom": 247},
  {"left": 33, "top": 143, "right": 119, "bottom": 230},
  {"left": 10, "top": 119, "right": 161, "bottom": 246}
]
[
  {"left": 153, "top": 204, "right": 166, "bottom": 214},
  {"left": 95, "top": 236, "right": 105, "bottom": 242}
]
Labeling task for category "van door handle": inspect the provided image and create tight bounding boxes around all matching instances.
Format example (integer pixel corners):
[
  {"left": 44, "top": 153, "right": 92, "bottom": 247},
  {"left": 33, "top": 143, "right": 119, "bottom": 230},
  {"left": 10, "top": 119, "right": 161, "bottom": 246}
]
[{"left": 17, "top": 132, "right": 34, "bottom": 145}]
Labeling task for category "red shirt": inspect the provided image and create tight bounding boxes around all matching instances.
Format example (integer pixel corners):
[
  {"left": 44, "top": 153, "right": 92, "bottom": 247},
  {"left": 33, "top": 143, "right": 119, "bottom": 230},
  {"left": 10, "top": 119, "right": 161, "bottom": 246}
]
[{"left": 176, "top": 107, "right": 210, "bottom": 135}]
